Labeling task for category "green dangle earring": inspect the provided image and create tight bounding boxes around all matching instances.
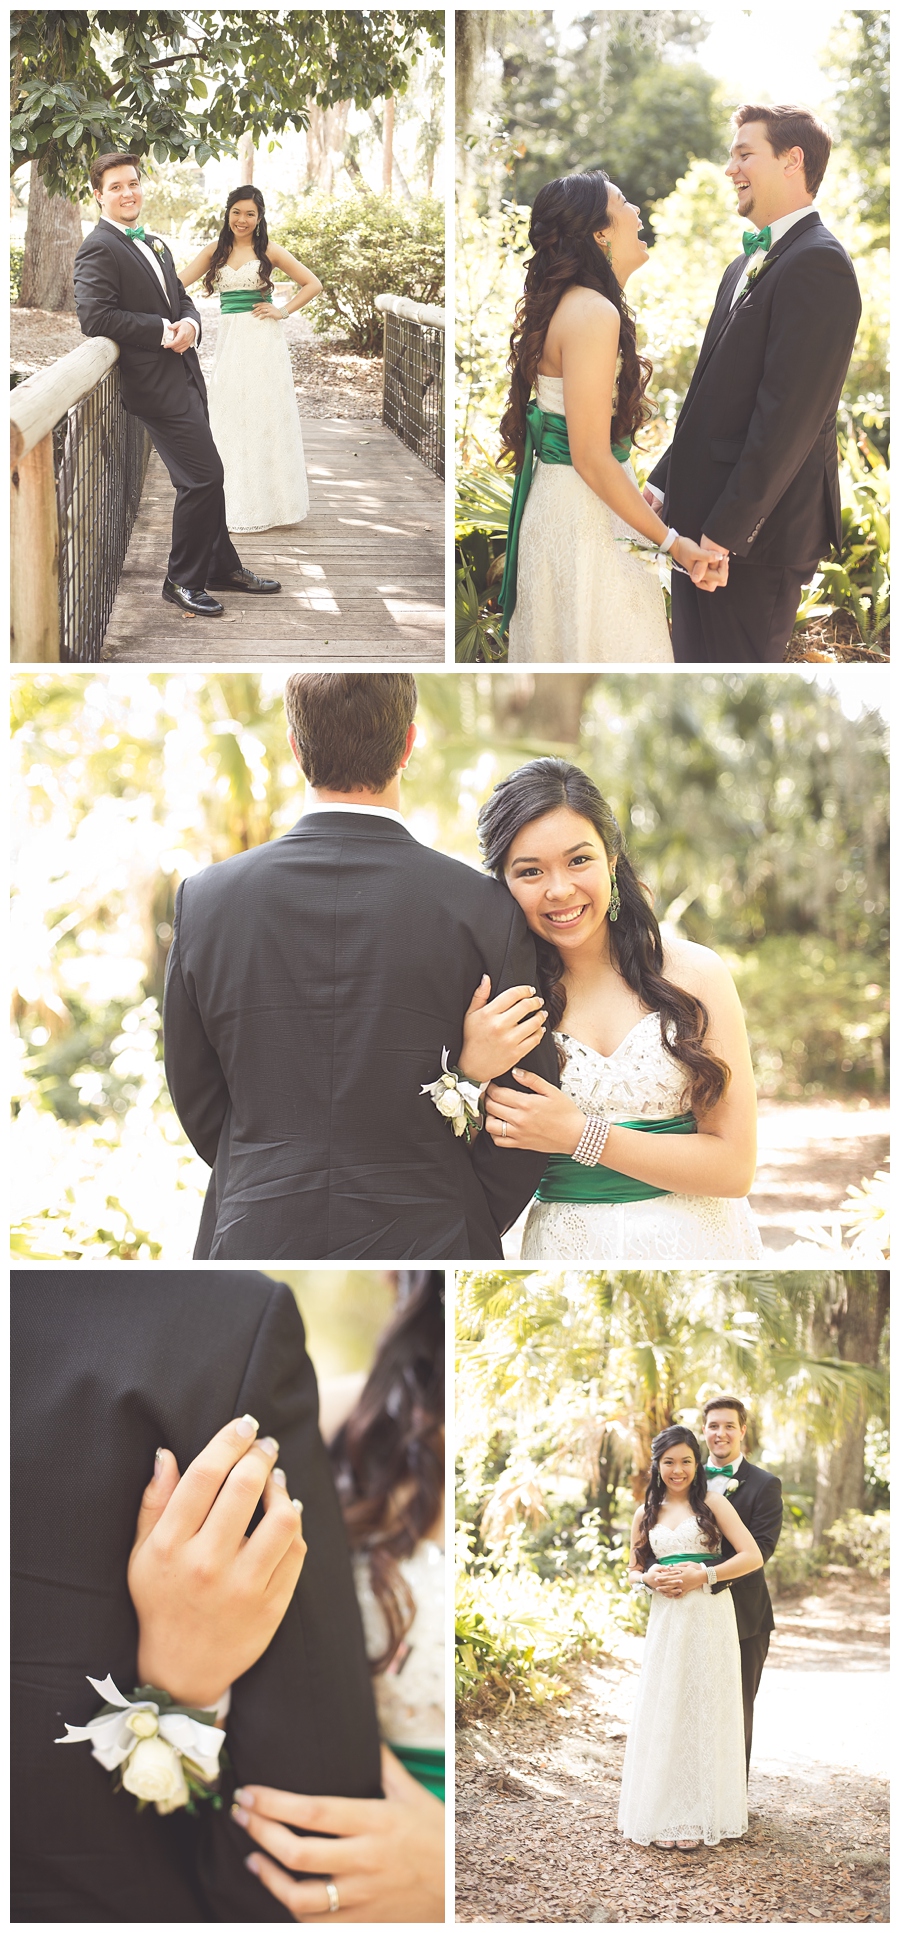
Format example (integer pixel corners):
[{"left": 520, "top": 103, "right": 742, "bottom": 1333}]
[{"left": 609, "top": 870, "right": 620, "bottom": 921}]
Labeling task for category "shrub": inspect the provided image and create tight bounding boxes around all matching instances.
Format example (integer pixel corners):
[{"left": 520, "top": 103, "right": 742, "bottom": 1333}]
[
  {"left": 10, "top": 240, "right": 24, "bottom": 303},
  {"left": 796, "top": 425, "right": 890, "bottom": 650},
  {"left": 272, "top": 192, "right": 444, "bottom": 354},
  {"left": 824, "top": 1508, "right": 890, "bottom": 1577},
  {"left": 765, "top": 1519, "right": 823, "bottom": 1595},
  {"left": 730, "top": 936, "right": 888, "bottom": 1098}
]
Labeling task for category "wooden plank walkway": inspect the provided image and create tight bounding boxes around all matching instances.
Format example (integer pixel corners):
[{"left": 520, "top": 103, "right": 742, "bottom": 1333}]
[{"left": 101, "top": 418, "right": 445, "bottom": 661}]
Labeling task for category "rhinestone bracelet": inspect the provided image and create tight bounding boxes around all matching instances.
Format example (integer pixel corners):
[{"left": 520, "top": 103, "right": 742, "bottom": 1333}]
[{"left": 572, "top": 1113, "right": 611, "bottom": 1166}]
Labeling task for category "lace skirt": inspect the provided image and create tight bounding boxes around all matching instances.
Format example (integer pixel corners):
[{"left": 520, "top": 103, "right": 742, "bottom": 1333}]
[
  {"left": 618, "top": 1585, "right": 748, "bottom": 1846},
  {"left": 508, "top": 459, "right": 673, "bottom": 663},
  {"left": 208, "top": 311, "right": 309, "bottom": 531},
  {"left": 521, "top": 1191, "right": 764, "bottom": 1262}
]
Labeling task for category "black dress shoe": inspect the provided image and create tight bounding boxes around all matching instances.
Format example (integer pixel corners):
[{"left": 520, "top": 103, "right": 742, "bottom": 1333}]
[
  {"left": 162, "top": 577, "right": 224, "bottom": 617},
  {"left": 206, "top": 567, "right": 281, "bottom": 595}
]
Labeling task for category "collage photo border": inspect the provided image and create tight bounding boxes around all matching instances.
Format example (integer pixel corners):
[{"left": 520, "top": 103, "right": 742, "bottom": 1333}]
[{"left": 8, "top": 5, "right": 891, "bottom": 1928}]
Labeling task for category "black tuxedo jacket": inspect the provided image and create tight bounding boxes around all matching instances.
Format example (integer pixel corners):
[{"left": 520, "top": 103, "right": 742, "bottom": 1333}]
[
  {"left": 73, "top": 219, "right": 205, "bottom": 419},
  {"left": 648, "top": 212, "right": 861, "bottom": 566},
  {"left": 712, "top": 1457, "right": 783, "bottom": 1641},
  {"left": 163, "top": 811, "right": 560, "bottom": 1261},
  {"left": 11, "top": 1270, "right": 381, "bottom": 1924}
]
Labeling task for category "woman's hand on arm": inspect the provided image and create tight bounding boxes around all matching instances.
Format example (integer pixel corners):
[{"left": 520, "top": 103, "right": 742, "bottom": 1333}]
[
  {"left": 233, "top": 1744, "right": 444, "bottom": 1922},
  {"left": 457, "top": 975, "right": 548, "bottom": 1083},
  {"left": 267, "top": 242, "right": 323, "bottom": 317},
  {"left": 707, "top": 1493, "right": 764, "bottom": 1579},
  {"left": 176, "top": 243, "right": 216, "bottom": 289},
  {"left": 558, "top": 292, "right": 726, "bottom": 585},
  {"left": 484, "top": 1067, "right": 584, "bottom": 1155},
  {"left": 127, "top": 1417, "right": 307, "bottom": 1708}
]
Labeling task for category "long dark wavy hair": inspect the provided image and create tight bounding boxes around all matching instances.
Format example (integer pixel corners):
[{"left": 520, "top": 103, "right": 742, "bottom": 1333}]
[
  {"left": 632, "top": 1425, "right": 721, "bottom": 1570},
  {"left": 477, "top": 758, "right": 730, "bottom": 1115},
  {"left": 499, "top": 169, "right": 654, "bottom": 470},
  {"left": 202, "top": 184, "right": 274, "bottom": 295},
  {"left": 329, "top": 1271, "right": 444, "bottom": 1673}
]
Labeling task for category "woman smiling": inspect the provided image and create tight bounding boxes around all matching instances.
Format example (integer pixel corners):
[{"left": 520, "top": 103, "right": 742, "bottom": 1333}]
[{"left": 459, "top": 758, "right": 764, "bottom": 1261}]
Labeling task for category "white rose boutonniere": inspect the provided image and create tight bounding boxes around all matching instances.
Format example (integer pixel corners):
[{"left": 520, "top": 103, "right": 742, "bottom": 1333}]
[
  {"left": 421, "top": 1048, "right": 485, "bottom": 1141},
  {"left": 56, "top": 1676, "right": 227, "bottom": 1816},
  {"left": 150, "top": 237, "right": 166, "bottom": 259},
  {"left": 724, "top": 1476, "right": 740, "bottom": 1495}
]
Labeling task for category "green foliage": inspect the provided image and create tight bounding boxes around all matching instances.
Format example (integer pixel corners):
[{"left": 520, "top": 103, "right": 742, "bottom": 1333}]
[
  {"left": 824, "top": 1507, "right": 890, "bottom": 1578},
  {"left": 824, "top": 9, "right": 890, "bottom": 241},
  {"left": 272, "top": 192, "right": 444, "bottom": 353},
  {"left": 732, "top": 938, "right": 888, "bottom": 1098},
  {"left": 10, "top": 239, "right": 24, "bottom": 301},
  {"left": 456, "top": 1267, "right": 889, "bottom": 1705},
  {"left": 797, "top": 428, "right": 890, "bottom": 648},
  {"left": 494, "top": 11, "right": 728, "bottom": 237},
  {"left": 10, "top": 9, "right": 443, "bottom": 198}
]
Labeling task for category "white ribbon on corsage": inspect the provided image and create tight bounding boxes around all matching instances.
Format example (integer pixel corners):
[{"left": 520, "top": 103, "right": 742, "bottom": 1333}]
[
  {"left": 420, "top": 1048, "right": 486, "bottom": 1138},
  {"left": 56, "top": 1675, "right": 225, "bottom": 1782}
]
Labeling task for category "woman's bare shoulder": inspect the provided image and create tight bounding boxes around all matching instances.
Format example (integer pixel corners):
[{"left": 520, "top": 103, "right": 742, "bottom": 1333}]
[
  {"left": 661, "top": 933, "right": 736, "bottom": 998},
  {"left": 554, "top": 283, "right": 620, "bottom": 336}
]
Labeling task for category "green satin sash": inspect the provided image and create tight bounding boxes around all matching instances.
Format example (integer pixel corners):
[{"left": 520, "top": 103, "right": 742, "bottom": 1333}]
[
  {"left": 657, "top": 1552, "right": 718, "bottom": 1567},
  {"left": 389, "top": 1742, "right": 445, "bottom": 1802},
  {"left": 497, "top": 401, "right": 632, "bottom": 636},
  {"left": 220, "top": 288, "right": 273, "bottom": 313},
  {"left": 535, "top": 1113, "right": 696, "bottom": 1205}
]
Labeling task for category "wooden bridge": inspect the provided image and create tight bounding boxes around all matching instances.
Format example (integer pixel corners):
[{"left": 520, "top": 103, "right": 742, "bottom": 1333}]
[{"left": 101, "top": 417, "right": 444, "bottom": 661}]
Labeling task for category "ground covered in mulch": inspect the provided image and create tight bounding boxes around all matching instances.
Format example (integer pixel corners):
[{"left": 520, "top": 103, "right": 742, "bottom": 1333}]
[
  {"left": 10, "top": 301, "right": 383, "bottom": 419},
  {"left": 456, "top": 1575, "right": 889, "bottom": 1924},
  {"left": 788, "top": 611, "right": 889, "bottom": 663}
]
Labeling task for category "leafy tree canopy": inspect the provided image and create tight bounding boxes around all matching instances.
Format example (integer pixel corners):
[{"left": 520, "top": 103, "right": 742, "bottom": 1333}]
[
  {"left": 824, "top": 7, "right": 890, "bottom": 239},
  {"left": 495, "top": 9, "right": 729, "bottom": 235},
  {"left": 10, "top": 8, "right": 443, "bottom": 199}
]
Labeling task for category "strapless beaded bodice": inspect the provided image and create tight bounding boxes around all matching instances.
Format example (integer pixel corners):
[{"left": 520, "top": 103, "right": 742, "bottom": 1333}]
[{"left": 557, "top": 1013, "right": 688, "bottom": 1121}]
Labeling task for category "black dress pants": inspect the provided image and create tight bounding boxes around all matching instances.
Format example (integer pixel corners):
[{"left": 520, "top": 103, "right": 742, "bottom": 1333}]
[
  {"left": 671, "top": 553, "right": 814, "bottom": 663},
  {"left": 739, "top": 1629, "right": 770, "bottom": 1775},
  {"left": 138, "top": 366, "right": 241, "bottom": 590}
]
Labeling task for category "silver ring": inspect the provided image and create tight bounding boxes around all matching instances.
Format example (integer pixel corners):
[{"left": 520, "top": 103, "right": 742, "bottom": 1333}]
[{"left": 325, "top": 1879, "right": 340, "bottom": 1914}]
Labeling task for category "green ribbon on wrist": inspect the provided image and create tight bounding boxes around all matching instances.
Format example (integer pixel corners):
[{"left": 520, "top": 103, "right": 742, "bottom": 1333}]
[
  {"left": 497, "top": 403, "right": 632, "bottom": 637},
  {"left": 535, "top": 1112, "right": 696, "bottom": 1204}
]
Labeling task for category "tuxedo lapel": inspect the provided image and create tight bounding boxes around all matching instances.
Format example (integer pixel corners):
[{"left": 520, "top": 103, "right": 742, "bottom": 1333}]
[
  {"left": 151, "top": 236, "right": 182, "bottom": 315},
  {"left": 101, "top": 221, "right": 172, "bottom": 312}
]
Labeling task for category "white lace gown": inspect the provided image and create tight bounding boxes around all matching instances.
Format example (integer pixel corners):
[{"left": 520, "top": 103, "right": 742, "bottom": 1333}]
[
  {"left": 618, "top": 1517, "right": 748, "bottom": 1846},
  {"left": 520, "top": 1015, "right": 765, "bottom": 1262},
  {"left": 207, "top": 260, "right": 309, "bottom": 532},
  {"left": 508, "top": 374, "right": 673, "bottom": 663},
  {"left": 353, "top": 1539, "right": 444, "bottom": 1751}
]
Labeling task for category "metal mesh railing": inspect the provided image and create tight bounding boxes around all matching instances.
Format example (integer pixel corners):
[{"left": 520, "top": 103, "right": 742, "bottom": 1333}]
[
  {"left": 377, "top": 299, "right": 445, "bottom": 480},
  {"left": 53, "top": 366, "right": 150, "bottom": 662}
]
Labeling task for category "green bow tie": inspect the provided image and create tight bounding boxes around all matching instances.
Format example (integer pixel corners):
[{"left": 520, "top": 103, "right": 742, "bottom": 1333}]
[
  {"left": 705, "top": 1462, "right": 737, "bottom": 1477},
  {"left": 742, "top": 226, "right": 771, "bottom": 256},
  {"left": 125, "top": 225, "right": 146, "bottom": 241}
]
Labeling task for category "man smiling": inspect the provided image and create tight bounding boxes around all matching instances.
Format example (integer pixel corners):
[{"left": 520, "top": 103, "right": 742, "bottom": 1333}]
[
  {"left": 701, "top": 1394, "right": 783, "bottom": 1773},
  {"left": 645, "top": 105, "right": 861, "bottom": 663}
]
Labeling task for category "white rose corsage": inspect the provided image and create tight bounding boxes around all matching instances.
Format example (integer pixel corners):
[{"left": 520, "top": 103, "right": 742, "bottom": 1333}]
[
  {"left": 56, "top": 1675, "right": 227, "bottom": 1815},
  {"left": 421, "top": 1048, "right": 485, "bottom": 1141},
  {"left": 150, "top": 237, "right": 166, "bottom": 258}
]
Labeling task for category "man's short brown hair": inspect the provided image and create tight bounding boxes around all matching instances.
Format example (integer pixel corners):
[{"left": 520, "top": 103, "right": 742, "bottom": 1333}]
[
  {"left": 284, "top": 673, "right": 418, "bottom": 793},
  {"left": 733, "top": 104, "right": 832, "bottom": 197},
  {"left": 702, "top": 1394, "right": 748, "bottom": 1428},
  {"left": 90, "top": 152, "right": 142, "bottom": 195}
]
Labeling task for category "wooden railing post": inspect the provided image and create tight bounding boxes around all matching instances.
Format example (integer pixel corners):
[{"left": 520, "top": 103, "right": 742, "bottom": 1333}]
[
  {"left": 10, "top": 336, "right": 120, "bottom": 663},
  {"left": 11, "top": 432, "right": 61, "bottom": 662}
]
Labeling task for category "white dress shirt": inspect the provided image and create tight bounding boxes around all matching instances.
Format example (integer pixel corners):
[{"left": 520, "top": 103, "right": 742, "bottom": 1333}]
[
  {"left": 99, "top": 214, "right": 196, "bottom": 348},
  {"left": 301, "top": 800, "right": 406, "bottom": 825},
  {"left": 729, "top": 203, "right": 816, "bottom": 307},
  {"left": 706, "top": 1450, "right": 744, "bottom": 1495}
]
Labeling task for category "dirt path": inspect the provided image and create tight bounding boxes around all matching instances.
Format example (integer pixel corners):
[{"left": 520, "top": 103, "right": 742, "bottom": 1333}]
[
  {"left": 456, "top": 1574, "right": 889, "bottom": 1923},
  {"left": 752, "top": 1103, "right": 889, "bottom": 1254}
]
